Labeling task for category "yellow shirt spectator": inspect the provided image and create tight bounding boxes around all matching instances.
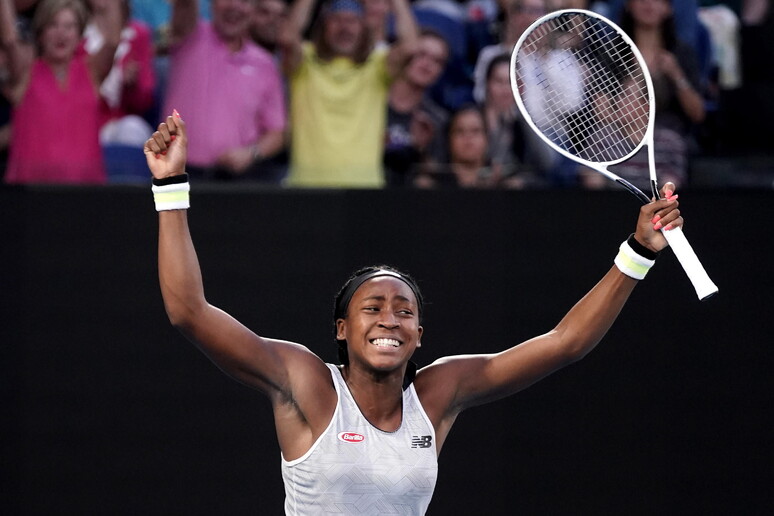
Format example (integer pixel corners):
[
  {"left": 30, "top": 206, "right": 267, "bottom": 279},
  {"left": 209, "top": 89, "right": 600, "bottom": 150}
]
[{"left": 287, "top": 43, "right": 391, "bottom": 188}]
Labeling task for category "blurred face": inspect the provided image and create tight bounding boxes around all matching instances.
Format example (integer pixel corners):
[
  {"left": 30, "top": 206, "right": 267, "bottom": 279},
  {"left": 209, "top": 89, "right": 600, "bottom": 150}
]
[
  {"left": 486, "top": 61, "right": 514, "bottom": 112},
  {"left": 627, "top": 0, "right": 672, "bottom": 29},
  {"left": 251, "top": 0, "right": 287, "bottom": 47},
  {"left": 336, "top": 276, "right": 423, "bottom": 372},
  {"left": 324, "top": 11, "right": 366, "bottom": 57},
  {"left": 450, "top": 109, "right": 488, "bottom": 165},
  {"left": 404, "top": 35, "right": 448, "bottom": 88},
  {"left": 507, "top": 0, "right": 547, "bottom": 37},
  {"left": 40, "top": 8, "right": 81, "bottom": 63},
  {"left": 212, "top": 0, "right": 256, "bottom": 42}
]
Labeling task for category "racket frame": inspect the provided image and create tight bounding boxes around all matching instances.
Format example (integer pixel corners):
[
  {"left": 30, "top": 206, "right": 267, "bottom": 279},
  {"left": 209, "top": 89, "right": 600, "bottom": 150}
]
[{"left": 509, "top": 9, "right": 718, "bottom": 300}]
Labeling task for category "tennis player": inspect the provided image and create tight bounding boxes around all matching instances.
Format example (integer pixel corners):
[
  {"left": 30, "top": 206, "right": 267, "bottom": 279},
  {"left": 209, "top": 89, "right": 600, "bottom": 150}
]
[{"left": 145, "top": 112, "right": 683, "bottom": 515}]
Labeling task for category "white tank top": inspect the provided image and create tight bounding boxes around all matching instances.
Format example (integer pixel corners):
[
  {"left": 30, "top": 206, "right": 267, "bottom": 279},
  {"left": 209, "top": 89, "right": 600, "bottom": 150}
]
[{"left": 281, "top": 364, "right": 438, "bottom": 515}]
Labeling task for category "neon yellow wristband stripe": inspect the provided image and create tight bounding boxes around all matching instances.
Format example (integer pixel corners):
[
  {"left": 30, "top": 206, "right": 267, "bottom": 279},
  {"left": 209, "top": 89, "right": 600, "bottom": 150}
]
[
  {"left": 152, "top": 181, "right": 190, "bottom": 211},
  {"left": 614, "top": 240, "right": 656, "bottom": 280}
]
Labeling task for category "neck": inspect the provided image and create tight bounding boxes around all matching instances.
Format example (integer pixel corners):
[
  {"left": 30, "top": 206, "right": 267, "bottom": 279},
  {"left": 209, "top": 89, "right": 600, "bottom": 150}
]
[
  {"left": 220, "top": 33, "right": 245, "bottom": 53},
  {"left": 634, "top": 26, "right": 663, "bottom": 49},
  {"left": 342, "top": 364, "right": 405, "bottom": 431},
  {"left": 389, "top": 79, "right": 425, "bottom": 111}
]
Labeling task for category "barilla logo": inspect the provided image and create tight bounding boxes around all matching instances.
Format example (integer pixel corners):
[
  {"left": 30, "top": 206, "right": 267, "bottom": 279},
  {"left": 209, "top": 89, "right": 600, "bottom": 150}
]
[{"left": 338, "top": 432, "right": 365, "bottom": 443}]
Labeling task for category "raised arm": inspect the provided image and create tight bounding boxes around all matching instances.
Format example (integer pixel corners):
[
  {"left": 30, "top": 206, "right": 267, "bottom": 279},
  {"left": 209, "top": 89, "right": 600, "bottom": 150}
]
[
  {"left": 142, "top": 113, "right": 326, "bottom": 400},
  {"left": 277, "top": 0, "right": 316, "bottom": 75},
  {"left": 420, "top": 187, "right": 683, "bottom": 422},
  {"left": 0, "top": 0, "right": 31, "bottom": 102},
  {"left": 385, "top": 0, "right": 418, "bottom": 77},
  {"left": 87, "top": 0, "right": 123, "bottom": 86}
]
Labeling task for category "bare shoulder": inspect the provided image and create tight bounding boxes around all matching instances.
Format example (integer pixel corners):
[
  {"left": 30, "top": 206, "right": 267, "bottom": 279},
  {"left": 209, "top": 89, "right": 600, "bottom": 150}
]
[{"left": 414, "top": 355, "right": 490, "bottom": 415}]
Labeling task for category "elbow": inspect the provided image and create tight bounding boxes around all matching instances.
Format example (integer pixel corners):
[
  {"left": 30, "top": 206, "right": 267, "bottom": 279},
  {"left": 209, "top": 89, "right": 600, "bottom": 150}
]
[{"left": 163, "top": 297, "right": 207, "bottom": 333}]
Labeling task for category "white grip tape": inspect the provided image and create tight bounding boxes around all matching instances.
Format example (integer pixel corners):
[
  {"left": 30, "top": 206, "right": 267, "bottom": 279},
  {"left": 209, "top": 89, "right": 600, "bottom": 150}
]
[{"left": 662, "top": 227, "right": 718, "bottom": 300}]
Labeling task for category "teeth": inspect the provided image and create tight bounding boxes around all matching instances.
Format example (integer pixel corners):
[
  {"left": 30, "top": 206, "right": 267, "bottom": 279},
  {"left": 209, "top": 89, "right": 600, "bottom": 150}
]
[{"left": 372, "top": 338, "right": 400, "bottom": 348}]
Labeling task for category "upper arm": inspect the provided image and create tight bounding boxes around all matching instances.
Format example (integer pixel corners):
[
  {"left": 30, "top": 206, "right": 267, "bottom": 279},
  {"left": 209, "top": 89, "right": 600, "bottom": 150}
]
[
  {"left": 176, "top": 303, "right": 326, "bottom": 399},
  {"left": 422, "top": 331, "right": 577, "bottom": 414}
]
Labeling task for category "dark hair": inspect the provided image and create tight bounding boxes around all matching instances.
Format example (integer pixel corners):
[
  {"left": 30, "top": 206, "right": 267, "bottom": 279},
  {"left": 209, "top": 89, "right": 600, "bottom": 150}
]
[
  {"left": 485, "top": 52, "right": 511, "bottom": 83},
  {"left": 333, "top": 265, "right": 424, "bottom": 365},
  {"left": 620, "top": 0, "right": 678, "bottom": 52}
]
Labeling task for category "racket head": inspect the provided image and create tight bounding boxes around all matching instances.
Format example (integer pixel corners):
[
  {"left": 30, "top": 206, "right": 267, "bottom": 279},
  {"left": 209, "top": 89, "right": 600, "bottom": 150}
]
[{"left": 509, "top": 9, "right": 656, "bottom": 172}]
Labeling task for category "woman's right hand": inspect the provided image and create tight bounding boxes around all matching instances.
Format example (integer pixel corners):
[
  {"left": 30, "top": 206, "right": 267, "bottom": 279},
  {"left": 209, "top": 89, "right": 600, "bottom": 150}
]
[{"left": 143, "top": 111, "right": 187, "bottom": 180}]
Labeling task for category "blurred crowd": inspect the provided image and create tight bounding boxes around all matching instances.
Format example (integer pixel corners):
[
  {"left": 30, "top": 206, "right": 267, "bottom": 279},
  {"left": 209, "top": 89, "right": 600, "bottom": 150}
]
[{"left": 0, "top": 0, "right": 770, "bottom": 188}]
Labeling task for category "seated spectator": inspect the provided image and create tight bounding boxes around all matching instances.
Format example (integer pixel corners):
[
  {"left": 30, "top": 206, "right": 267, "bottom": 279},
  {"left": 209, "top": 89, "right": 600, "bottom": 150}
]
[
  {"left": 609, "top": 0, "right": 704, "bottom": 188},
  {"left": 472, "top": 0, "right": 546, "bottom": 104},
  {"left": 384, "top": 28, "right": 450, "bottom": 187},
  {"left": 1, "top": 0, "right": 121, "bottom": 184},
  {"left": 479, "top": 53, "right": 555, "bottom": 188},
  {"left": 84, "top": 0, "right": 155, "bottom": 148},
  {"left": 164, "top": 0, "right": 286, "bottom": 182},
  {"left": 250, "top": 0, "right": 288, "bottom": 54},
  {"left": 415, "top": 105, "right": 501, "bottom": 188},
  {"left": 279, "top": 0, "right": 418, "bottom": 188}
]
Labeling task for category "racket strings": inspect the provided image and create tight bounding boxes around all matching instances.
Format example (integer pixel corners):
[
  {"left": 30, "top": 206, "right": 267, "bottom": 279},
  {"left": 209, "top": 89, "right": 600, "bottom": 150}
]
[{"left": 514, "top": 13, "right": 651, "bottom": 164}]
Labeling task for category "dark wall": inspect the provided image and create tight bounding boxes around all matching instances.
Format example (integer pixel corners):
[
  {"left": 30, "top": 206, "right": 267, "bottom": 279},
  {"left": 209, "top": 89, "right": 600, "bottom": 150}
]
[{"left": 2, "top": 186, "right": 772, "bottom": 515}]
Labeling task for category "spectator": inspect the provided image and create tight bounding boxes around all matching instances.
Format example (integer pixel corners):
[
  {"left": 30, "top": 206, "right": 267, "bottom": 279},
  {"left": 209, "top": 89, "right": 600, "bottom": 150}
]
[
  {"left": 163, "top": 0, "right": 286, "bottom": 182},
  {"left": 415, "top": 105, "right": 501, "bottom": 188},
  {"left": 84, "top": 0, "right": 155, "bottom": 147},
  {"left": 472, "top": 0, "right": 546, "bottom": 104},
  {"left": 1, "top": 0, "right": 121, "bottom": 184},
  {"left": 479, "top": 53, "right": 554, "bottom": 188},
  {"left": 279, "top": 0, "right": 418, "bottom": 187},
  {"left": 250, "top": 0, "right": 288, "bottom": 53},
  {"left": 384, "top": 28, "right": 449, "bottom": 187}
]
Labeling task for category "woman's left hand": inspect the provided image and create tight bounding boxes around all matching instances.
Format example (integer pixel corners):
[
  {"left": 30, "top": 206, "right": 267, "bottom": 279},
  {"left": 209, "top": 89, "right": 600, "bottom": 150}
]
[{"left": 633, "top": 182, "right": 683, "bottom": 253}]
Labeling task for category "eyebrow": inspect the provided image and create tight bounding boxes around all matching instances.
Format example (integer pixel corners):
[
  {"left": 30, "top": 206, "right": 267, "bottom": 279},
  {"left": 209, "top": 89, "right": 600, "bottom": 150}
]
[{"left": 360, "top": 294, "right": 415, "bottom": 305}]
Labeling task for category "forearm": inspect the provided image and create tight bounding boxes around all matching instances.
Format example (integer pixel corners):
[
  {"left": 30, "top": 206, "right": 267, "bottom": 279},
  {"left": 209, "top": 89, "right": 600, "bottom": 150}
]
[
  {"left": 390, "top": 0, "right": 419, "bottom": 48},
  {"left": 158, "top": 209, "right": 208, "bottom": 328},
  {"left": 674, "top": 79, "right": 706, "bottom": 123},
  {"left": 285, "top": 0, "right": 317, "bottom": 37},
  {"left": 89, "top": 2, "right": 123, "bottom": 84},
  {"left": 552, "top": 266, "right": 637, "bottom": 361}
]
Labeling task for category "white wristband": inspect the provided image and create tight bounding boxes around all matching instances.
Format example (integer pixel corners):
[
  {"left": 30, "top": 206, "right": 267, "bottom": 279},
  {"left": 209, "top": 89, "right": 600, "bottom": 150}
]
[
  {"left": 614, "top": 239, "right": 656, "bottom": 280},
  {"left": 152, "top": 181, "right": 190, "bottom": 211}
]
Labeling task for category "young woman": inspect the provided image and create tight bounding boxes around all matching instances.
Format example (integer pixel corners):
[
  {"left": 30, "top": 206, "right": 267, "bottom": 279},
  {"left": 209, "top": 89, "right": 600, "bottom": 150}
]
[
  {"left": 1, "top": 0, "right": 121, "bottom": 183},
  {"left": 144, "top": 111, "right": 684, "bottom": 515}
]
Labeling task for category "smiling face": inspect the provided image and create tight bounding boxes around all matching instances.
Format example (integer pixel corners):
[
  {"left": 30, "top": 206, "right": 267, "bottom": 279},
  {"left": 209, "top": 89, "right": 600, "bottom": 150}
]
[
  {"left": 212, "top": 0, "right": 257, "bottom": 43},
  {"left": 323, "top": 10, "right": 366, "bottom": 58},
  {"left": 336, "top": 276, "right": 423, "bottom": 373},
  {"left": 39, "top": 7, "right": 82, "bottom": 64}
]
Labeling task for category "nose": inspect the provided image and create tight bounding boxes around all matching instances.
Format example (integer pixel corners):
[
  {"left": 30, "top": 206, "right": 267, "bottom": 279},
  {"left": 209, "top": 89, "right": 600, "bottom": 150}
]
[{"left": 378, "top": 312, "right": 400, "bottom": 329}]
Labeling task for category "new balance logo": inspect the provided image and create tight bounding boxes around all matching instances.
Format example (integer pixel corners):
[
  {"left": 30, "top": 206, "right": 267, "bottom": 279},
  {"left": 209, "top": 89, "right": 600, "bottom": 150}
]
[{"left": 411, "top": 435, "right": 433, "bottom": 448}]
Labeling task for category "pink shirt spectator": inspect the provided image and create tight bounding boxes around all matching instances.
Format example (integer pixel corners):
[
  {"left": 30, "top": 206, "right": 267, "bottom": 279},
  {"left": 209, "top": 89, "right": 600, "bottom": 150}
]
[
  {"left": 6, "top": 55, "right": 105, "bottom": 184},
  {"left": 163, "top": 21, "right": 286, "bottom": 168}
]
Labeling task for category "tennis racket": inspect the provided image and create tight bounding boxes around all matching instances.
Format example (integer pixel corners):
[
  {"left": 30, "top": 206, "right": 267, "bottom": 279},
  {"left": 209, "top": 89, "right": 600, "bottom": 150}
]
[{"left": 509, "top": 9, "right": 717, "bottom": 300}]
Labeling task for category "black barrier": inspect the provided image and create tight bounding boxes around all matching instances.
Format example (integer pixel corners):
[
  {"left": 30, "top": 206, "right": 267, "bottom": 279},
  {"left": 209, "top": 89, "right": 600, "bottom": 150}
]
[{"left": 2, "top": 186, "right": 772, "bottom": 514}]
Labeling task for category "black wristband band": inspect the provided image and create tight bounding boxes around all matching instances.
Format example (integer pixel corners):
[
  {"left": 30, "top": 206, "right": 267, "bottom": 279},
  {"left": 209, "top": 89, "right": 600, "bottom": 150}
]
[
  {"left": 152, "top": 173, "right": 189, "bottom": 187},
  {"left": 627, "top": 233, "right": 659, "bottom": 260}
]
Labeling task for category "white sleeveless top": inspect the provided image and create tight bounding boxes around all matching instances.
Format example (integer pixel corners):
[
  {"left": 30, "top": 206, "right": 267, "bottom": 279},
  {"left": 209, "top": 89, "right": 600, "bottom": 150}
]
[{"left": 281, "top": 364, "right": 438, "bottom": 515}]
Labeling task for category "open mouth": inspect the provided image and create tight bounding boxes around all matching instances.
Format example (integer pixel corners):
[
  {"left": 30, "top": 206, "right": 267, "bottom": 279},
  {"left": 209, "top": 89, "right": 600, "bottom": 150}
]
[{"left": 370, "top": 338, "right": 400, "bottom": 348}]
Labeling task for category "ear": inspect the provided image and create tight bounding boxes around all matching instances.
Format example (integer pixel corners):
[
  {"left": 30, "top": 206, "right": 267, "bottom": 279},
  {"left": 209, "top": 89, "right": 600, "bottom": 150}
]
[
  {"left": 336, "top": 318, "right": 347, "bottom": 341},
  {"left": 416, "top": 325, "right": 424, "bottom": 348}
]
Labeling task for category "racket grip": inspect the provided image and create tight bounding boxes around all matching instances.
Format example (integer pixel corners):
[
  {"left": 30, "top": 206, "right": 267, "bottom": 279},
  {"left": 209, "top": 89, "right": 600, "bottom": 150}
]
[{"left": 662, "top": 227, "right": 718, "bottom": 300}]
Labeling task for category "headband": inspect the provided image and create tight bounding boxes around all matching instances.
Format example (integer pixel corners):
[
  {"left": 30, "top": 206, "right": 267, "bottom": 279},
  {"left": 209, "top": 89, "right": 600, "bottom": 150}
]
[{"left": 335, "top": 270, "right": 422, "bottom": 321}]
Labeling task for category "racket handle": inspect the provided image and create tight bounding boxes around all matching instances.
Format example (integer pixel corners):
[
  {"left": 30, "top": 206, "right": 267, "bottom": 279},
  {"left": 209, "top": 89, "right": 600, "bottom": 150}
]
[{"left": 662, "top": 227, "right": 718, "bottom": 300}]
